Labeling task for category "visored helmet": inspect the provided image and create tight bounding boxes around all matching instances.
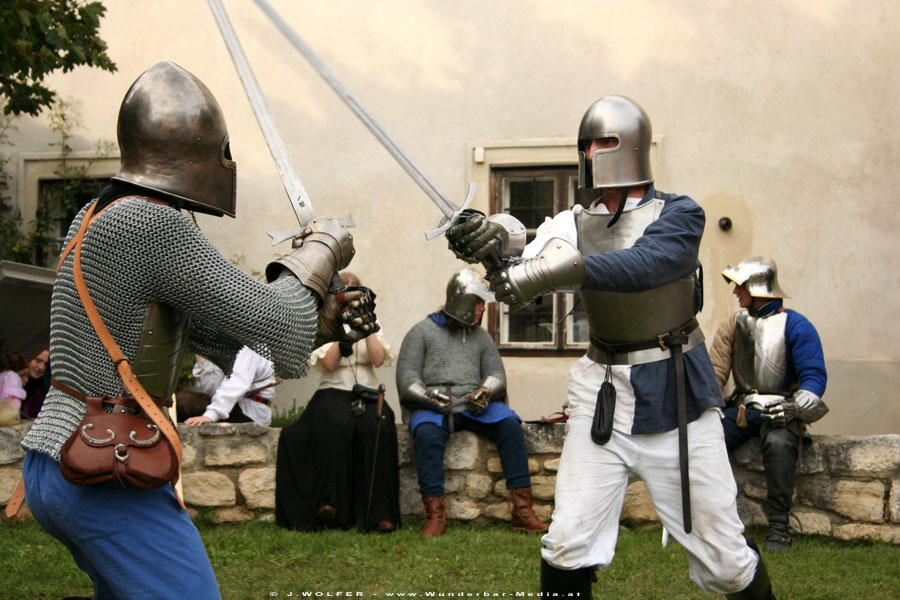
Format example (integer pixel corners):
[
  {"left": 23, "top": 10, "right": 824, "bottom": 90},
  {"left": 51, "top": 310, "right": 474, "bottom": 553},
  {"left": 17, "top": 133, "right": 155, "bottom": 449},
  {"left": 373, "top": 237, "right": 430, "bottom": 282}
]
[
  {"left": 113, "top": 61, "right": 237, "bottom": 217},
  {"left": 722, "top": 256, "right": 790, "bottom": 299},
  {"left": 577, "top": 95, "right": 653, "bottom": 190},
  {"left": 443, "top": 268, "right": 494, "bottom": 326}
]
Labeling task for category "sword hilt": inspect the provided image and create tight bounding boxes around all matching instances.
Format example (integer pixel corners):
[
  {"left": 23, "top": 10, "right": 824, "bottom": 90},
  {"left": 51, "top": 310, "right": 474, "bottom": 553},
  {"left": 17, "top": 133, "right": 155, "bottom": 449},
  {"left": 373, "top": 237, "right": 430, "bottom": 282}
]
[{"left": 424, "top": 183, "right": 477, "bottom": 241}]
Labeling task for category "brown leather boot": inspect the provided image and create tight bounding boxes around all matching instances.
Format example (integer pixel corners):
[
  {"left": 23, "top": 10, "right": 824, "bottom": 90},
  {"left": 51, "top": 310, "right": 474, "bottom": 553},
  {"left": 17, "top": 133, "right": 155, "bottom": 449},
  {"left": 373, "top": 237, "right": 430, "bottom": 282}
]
[
  {"left": 509, "top": 487, "right": 549, "bottom": 532},
  {"left": 421, "top": 496, "right": 447, "bottom": 537}
]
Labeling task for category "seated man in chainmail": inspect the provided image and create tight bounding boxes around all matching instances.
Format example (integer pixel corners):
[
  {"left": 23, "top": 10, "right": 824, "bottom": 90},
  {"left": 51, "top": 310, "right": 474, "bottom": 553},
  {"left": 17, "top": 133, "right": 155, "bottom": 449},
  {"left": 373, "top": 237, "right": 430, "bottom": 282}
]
[
  {"left": 17, "top": 61, "right": 376, "bottom": 600},
  {"left": 396, "top": 268, "right": 548, "bottom": 537},
  {"left": 710, "top": 257, "right": 828, "bottom": 552}
]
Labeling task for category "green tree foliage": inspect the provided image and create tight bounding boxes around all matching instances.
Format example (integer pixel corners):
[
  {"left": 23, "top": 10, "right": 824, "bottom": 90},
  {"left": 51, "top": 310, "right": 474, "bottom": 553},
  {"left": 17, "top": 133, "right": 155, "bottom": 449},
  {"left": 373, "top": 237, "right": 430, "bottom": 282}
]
[{"left": 0, "top": 0, "right": 117, "bottom": 117}]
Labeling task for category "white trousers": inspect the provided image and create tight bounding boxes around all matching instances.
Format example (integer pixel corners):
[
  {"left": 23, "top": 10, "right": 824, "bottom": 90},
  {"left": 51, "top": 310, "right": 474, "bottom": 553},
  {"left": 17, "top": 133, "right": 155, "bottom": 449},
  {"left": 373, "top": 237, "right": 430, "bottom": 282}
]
[{"left": 541, "top": 409, "right": 758, "bottom": 594}]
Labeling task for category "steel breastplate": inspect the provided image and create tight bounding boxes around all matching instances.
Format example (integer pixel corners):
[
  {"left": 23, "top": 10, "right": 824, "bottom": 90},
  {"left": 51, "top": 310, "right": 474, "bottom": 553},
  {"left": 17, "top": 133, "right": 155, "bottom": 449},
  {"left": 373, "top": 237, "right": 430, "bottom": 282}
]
[
  {"left": 732, "top": 310, "right": 791, "bottom": 395},
  {"left": 575, "top": 199, "right": 696, "bottom": 344},
  {"left": 132, "top": 302, "right": 192, "bottom": 399}
]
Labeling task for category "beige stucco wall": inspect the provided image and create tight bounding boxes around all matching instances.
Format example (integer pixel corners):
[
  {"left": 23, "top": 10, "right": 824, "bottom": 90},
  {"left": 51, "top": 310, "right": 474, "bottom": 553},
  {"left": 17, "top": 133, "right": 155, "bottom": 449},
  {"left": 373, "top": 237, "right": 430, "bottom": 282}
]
[{"left": 3, "top": 1, "right": 899, "bottom": 435}]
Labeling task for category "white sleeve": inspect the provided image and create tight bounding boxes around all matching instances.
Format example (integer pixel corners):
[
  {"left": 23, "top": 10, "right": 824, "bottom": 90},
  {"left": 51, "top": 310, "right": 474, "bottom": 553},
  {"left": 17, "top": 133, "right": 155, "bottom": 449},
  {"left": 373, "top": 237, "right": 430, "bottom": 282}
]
[
  {"left": 522, "top": 210, "right": 578, "bottom": 258},
  {"left": 203, "top": 348, "right": 257, "bottom": 422},
  {"left": 192, "top": 356, "right": 225, "bottom": 396}
]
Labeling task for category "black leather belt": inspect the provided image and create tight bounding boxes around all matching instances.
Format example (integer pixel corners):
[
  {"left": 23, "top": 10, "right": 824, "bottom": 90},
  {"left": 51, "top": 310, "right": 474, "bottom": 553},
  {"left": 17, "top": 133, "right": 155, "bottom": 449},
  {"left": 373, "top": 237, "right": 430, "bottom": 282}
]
[{"left": 588, "top": 318, "right": 699, "bottom": 356}]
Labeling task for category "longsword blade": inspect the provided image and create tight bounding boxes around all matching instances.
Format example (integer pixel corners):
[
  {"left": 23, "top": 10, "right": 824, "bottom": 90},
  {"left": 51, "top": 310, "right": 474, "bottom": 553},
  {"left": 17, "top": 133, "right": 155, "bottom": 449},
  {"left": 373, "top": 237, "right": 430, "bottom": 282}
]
[
  {"left": 208, "top": 0, "right": 316, "bottom": 230},
  {"left": 253, "top": 0, "right": 475, "bottom": 239}
]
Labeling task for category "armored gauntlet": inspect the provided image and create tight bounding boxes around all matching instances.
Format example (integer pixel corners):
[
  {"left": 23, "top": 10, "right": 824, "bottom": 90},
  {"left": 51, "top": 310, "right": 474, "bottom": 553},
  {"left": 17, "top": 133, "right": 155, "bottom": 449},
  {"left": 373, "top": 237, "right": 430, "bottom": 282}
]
[
  {"left": 446, "top": 210, "right": 525, "bottom": 264},
  {"left": 464, "top": 375, "right": 505, "bottom": 415},
  {"left": 760, "top": 398, "right": 799, "bottom": 427},
  {"left": 265, "top": 216, "right": 355, "bottom": 305},
  {"left": 314, "top": 287, "right": 379, "bottom": 348},
  {"left": 400, "top": 382, "right": 452, "bottom": 415},
  {"left": 465, "top": 388, "right": 490, "bottom": 415},
  {"left": 490, "top": 238, "right": 586, "bottom": 307},
  {"left": 762, "top": 389, "right": 828, "bottom": 426}
]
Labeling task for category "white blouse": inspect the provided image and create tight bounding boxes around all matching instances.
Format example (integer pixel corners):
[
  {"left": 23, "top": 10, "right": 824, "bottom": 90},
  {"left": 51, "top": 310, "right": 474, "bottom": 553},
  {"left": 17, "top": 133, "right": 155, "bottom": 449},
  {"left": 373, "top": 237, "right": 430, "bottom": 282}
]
[{"left": 309, "top": 329, "right": 393, "bottom": 392}]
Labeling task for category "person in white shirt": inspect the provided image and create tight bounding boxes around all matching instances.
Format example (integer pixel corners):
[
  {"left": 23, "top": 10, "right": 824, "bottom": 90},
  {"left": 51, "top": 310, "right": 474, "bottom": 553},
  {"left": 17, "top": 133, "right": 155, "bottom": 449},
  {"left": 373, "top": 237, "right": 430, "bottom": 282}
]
[{"left": 184, "top": 347, "right": 278, "bottom": 427}]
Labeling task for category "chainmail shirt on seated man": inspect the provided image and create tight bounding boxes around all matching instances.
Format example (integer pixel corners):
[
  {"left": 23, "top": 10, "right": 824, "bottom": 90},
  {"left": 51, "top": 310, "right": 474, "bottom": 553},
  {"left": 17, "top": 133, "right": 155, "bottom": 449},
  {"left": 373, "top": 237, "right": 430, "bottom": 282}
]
[
  {"left": 395, "top": 316, "right": 506, "bottom": 422},
  {"left": 23, "top": 196, "right": 319, "bottom": 460}
]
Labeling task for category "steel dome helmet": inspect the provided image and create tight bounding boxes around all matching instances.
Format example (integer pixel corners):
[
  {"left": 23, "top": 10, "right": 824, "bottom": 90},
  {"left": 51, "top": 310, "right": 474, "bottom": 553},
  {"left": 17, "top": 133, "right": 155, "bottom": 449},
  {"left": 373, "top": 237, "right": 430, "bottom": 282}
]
[
  {"left": 721, "top": 256, "right": 790, "bottom": 299},
  {"left": 577, "top": 95, "right": 653, "bottom": 190},
  {"left": 443, "top": 268, "right": 494, "bottom": 326},
  {"left": 113, "top": 61, "right": 237, "bottom": 217}
]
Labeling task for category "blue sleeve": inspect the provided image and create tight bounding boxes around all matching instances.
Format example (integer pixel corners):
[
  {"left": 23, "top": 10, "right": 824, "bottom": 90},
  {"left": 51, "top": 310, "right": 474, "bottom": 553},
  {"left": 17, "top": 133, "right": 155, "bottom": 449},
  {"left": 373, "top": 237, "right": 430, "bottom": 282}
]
[
  {"left": 785, "top": 309, "right": 827, "bottom": 397},
  {"left": 583, "top": 193, "right": 705, "bottom": 292}
]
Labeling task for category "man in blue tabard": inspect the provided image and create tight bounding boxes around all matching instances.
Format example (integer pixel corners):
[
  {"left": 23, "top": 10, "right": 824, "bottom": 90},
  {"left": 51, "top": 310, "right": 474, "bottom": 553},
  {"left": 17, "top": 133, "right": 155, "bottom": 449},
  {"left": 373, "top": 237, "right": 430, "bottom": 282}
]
[
  {"left": 446, "top": 96, "right": 777, "bottom": 599},
  {"left": 396, "top": 268, "right": 548, "bottom": 537},
  {"left": 710, "top": 257, "right": 828, "bottom": 552}
]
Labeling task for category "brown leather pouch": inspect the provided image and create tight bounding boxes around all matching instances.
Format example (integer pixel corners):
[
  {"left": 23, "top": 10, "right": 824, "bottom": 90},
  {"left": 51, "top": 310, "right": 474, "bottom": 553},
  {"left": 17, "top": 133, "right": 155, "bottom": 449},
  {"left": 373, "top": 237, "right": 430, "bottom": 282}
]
[{"left": 60, "top": 395, "right": 178, "bottom": 488}]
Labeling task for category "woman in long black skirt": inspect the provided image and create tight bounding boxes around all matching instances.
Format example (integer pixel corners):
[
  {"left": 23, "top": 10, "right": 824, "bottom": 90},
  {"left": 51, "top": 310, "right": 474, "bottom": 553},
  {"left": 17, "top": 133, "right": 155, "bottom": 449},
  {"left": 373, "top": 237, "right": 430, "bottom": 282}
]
[{"left": 276, "top": 272, "right": 400, "bottom": 532}]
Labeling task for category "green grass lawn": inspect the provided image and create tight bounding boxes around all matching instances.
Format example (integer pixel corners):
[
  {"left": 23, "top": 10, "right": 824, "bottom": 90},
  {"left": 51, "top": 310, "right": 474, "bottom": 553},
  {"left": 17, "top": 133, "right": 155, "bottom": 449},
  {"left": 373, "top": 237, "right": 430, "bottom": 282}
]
[{"left": 3, "top": 515, "right": 899, "bottom": 599}]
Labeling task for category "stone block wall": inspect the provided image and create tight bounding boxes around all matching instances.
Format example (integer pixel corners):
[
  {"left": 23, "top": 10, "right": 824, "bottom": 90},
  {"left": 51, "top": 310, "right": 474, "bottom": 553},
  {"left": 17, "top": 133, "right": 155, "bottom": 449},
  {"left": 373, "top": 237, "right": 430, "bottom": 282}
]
[
  {"left": 2, "top": 421, "right": 899, "bottom": 545},
  {"left": 730, "top": 434, "right": 900, "bottom": 545}
]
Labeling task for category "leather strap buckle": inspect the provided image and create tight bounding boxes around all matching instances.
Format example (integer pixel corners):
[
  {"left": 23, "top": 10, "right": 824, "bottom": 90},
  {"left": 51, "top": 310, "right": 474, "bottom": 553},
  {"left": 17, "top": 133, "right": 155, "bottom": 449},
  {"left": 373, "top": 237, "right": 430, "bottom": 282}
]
[{"left": 657, "top": 333, "right": 670, "bottom": 351}]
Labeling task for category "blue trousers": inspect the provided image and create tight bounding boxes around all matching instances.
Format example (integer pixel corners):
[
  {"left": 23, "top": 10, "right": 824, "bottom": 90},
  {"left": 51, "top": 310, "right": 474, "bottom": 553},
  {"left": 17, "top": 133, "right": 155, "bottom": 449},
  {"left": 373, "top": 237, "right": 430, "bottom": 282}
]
[
  {"left": 412, "top": 414, "right": 530, "bottom": 497},
  {"left": 23, "top": 451, "right": 221, "bottom": 600}
]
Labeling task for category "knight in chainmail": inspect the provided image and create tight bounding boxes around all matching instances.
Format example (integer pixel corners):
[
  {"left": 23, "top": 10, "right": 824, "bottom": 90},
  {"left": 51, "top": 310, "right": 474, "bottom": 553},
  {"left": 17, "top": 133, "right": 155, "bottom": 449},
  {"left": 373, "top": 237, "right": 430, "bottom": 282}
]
[
  {"left": 19, "top": 61, "right": 375, "bottom": 600},
  {"left": 447, "top": 97, "right": 778, "bottom": 599},
  {"left": 710, "top": 257, "right": 828, "bottom": 552},
  {"left": 396, "top": 268, "right": 548, "bottom": 537}
]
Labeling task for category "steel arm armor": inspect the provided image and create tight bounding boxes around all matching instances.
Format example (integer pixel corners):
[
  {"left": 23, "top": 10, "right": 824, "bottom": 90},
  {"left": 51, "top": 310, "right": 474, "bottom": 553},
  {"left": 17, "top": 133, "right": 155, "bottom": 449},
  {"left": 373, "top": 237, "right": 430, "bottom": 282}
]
[
  {"left": 479, "top": 375, "right": 506, "bottom": 400},
  {"left": 794, "top": 389, "right": 829, "bottom": 423},
  {"left": 490, "top": 238, "right": 586, "bottom": 306},
  {"left": 265, "top": 216, "right": 355, "bottom": 305}
]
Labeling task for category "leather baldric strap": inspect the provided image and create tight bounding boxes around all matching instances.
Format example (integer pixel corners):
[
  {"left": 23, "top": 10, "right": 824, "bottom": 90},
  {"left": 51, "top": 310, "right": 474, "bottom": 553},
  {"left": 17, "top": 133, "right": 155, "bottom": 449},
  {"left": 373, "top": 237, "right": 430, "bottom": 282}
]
[
  {"left": 6, "top": 197, "right": 183, "bottom": 520},
  {"left": 3, "top": 477, "right": 26, "bottom": 519},
  {"left": 60, "top": 199, "right": 185, "bottom": 509},
  {"left": 590, "top": 317, "right": 697, "bottom": 534}
]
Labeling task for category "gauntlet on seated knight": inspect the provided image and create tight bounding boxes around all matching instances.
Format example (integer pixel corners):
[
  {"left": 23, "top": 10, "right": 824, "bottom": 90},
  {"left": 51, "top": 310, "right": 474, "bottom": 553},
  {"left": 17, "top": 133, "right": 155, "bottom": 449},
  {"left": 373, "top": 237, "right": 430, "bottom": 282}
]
[
  {"left": 400, "top": 382, "right": 452, "bottom": 415},
  {"left": 464, "top": 388, "right": 490, "bottom": 415}
]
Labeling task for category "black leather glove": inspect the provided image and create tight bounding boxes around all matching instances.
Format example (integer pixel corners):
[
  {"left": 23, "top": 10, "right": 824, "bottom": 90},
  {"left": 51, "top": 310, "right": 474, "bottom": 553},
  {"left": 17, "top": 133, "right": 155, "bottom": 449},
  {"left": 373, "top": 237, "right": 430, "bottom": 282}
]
[
  {"left": 464, "top": 387, "right": 490, "bottom": 416},
  {"left": 338, "top": 341, "right": 354, "bottom": 357},
  {"left": 446, "top": 209, "right": 508, "bottom": 264},
  {"left": 761, "top": 398, "right": 799, "bottom": 427}
]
